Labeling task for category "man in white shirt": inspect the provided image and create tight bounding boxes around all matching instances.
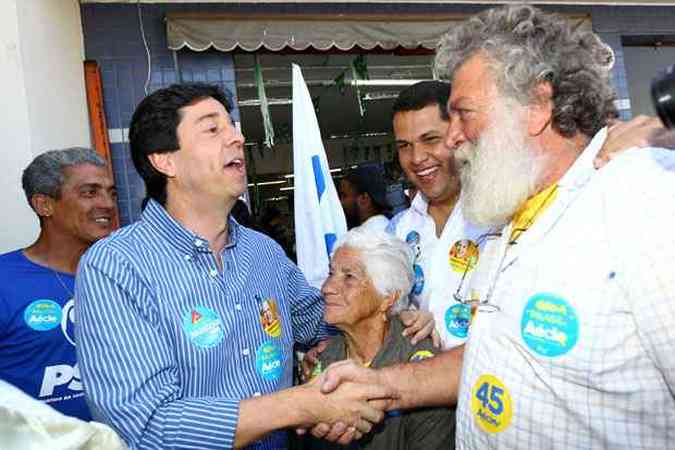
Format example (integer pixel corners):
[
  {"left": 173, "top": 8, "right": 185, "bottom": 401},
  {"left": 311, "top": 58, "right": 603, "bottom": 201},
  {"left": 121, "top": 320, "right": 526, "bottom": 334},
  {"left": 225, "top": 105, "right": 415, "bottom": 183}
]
[
  {"left": 387, "top": 81, "right": 490, "bottom": 349},
  {"left": 316, "top": 4, "right": 675, "bottom": 449}
]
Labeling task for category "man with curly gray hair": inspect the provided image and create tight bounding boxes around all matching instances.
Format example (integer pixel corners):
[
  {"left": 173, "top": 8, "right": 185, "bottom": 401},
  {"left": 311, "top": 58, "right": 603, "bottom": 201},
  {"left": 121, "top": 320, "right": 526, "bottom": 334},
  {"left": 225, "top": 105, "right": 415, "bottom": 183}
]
[{"left": 314, "top": 5, "right": 675, "bottom": 449}]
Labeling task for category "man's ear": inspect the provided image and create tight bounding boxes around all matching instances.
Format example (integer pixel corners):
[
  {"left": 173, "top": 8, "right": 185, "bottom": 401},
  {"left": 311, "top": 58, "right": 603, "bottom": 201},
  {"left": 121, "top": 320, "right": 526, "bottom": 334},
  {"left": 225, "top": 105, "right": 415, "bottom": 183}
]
[
  {"left": 148, "top": 152, "right": 177, "bottom": 178},
  {"left": 527, "top": 81, "right": 554, "bottom": 137},
  {"left": 31, "top": 194, "right": 55, "bottom": 218}
]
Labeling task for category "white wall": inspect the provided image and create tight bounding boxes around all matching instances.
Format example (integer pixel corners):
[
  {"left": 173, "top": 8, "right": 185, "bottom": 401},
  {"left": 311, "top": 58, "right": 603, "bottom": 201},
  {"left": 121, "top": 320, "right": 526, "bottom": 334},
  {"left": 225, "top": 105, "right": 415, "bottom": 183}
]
[{"left": 0, "top": 0, "right": 89, "bottom": 252}]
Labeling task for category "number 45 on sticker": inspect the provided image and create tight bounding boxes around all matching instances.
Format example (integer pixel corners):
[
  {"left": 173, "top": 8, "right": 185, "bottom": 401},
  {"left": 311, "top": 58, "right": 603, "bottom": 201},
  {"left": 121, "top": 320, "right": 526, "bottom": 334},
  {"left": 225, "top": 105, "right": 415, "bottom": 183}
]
[
  {"left": 470, "top": 374, "right": 513, "bottom": 433},
  {"left": 475, "top": 381, "right": 504, "bottom": 414}
]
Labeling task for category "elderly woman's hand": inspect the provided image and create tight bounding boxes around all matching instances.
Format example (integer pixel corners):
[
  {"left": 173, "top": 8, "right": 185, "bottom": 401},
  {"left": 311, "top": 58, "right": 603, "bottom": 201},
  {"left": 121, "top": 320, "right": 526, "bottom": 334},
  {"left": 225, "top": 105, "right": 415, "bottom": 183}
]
[{"left": 399, "top": 310, "right": 440, "bottom": 347}]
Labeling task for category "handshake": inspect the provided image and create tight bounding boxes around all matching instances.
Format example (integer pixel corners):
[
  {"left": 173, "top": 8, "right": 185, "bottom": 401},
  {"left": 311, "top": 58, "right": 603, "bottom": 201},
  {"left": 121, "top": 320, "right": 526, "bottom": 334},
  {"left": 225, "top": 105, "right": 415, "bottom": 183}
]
[{"left": 294, "top": 360, "right": 396, "bottom": 445}]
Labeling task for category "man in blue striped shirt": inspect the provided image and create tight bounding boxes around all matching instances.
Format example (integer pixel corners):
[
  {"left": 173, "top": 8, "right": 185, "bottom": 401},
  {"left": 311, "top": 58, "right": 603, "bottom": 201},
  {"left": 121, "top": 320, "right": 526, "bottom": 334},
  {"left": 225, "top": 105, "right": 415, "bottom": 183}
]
[{"left": 75, "top": 83, "right": 391, "bottom": 450}]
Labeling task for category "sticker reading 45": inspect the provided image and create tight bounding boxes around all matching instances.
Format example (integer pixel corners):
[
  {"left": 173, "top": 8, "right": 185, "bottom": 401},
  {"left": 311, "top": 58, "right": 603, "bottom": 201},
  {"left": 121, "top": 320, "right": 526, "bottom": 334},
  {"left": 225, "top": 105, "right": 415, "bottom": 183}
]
[{"left": 471, "top": 374, "right": 513, "bottom": 434}]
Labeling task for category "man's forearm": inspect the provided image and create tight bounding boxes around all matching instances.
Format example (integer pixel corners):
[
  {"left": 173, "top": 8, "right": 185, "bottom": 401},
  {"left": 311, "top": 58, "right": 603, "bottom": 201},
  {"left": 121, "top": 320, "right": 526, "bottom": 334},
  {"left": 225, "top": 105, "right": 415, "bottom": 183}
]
[
  {"left": 380, "top": 344, "right": 464, "bottom": 410},
  {"left": 235, "top": 385, "right": 313, "bottom": 448}
]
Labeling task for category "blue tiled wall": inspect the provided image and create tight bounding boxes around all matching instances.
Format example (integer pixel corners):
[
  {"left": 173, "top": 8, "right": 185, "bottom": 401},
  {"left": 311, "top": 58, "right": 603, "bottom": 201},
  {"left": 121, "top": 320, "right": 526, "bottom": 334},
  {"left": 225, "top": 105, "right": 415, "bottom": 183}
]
[{"left": 81, "top": 4, "right": 240, "bottom": 224}]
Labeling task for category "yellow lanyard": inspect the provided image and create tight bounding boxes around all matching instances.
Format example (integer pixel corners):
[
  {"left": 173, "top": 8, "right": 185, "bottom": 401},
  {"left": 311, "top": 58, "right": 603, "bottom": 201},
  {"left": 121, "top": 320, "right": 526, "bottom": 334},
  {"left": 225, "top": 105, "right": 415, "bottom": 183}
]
[{"left": 509, "top": 184, "right": 559, "bottom": 243}]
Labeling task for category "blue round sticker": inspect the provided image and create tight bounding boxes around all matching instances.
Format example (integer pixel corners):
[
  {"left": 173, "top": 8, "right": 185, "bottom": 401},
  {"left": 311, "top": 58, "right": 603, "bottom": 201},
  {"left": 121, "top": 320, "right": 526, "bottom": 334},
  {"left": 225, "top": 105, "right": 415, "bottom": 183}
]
[
  {"left": 256, "top": 341, "right": 284, "bottom": 381},
  {"left": 24, "top": 299, "right": 62, "bottom": 331},
  {"left": 182, "top": 307, "right": 224, "bottom": 349},
  {"left": 405, "top": 231, "right": 420, "bottom": 246},
  {"left": 405, "top": 231, "right": 422, "bottom": 260},
  {"left": 411, "top": 264, "right": 425, "bottom": 295},
  {"left": 521, "top": 293, "right": 579, "bottom": 357},
  {"left": 445, "top": 303, "right": 471, "bottom": 338}
]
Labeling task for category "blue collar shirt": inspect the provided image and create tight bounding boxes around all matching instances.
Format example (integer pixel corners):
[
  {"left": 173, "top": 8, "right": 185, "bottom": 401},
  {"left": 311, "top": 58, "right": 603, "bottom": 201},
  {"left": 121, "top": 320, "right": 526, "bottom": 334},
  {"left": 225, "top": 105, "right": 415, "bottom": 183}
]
[{"left": 75, "top": 199, "right": 327, "bottom": 449}]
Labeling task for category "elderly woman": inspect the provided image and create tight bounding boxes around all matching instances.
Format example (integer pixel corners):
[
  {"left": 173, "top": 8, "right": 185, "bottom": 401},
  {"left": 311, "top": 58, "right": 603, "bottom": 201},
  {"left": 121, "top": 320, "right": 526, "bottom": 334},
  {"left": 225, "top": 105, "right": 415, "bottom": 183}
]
[{"left": 305, "top": 228, "right": 454, "bottom": 450}]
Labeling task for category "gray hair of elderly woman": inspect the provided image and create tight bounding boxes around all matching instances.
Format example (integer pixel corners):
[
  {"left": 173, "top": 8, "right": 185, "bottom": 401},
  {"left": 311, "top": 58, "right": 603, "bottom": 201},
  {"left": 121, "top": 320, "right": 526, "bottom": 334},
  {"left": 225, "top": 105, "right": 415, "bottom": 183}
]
[
  {"left": 332, "top": 228, "right": 415, "bottom": 316},
  {"left": 22, "top": 147, "right": 106, "bottom": 206},
  {"left": 435, "top": 4, "right": 618, "bottom": 138}
]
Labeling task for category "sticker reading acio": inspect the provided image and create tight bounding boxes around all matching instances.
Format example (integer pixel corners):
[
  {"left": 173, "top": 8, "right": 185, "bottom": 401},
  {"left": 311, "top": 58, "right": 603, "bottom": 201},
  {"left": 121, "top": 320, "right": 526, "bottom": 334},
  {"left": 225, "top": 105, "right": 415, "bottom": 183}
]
[
  {"left": 521, "top": 292, "right": 579, "bottom": 357},
  {"left": 24, "top": 299, "right": 62, "bottom": 331},
  {"left": 445, "top": 303, "right": 472, "bottom": 338},
  {"left": 471, "top": 374, "right": 513, "bottom": 433},
  {"left": 256, "top": 341, "right": 284, "bottom": 381}
]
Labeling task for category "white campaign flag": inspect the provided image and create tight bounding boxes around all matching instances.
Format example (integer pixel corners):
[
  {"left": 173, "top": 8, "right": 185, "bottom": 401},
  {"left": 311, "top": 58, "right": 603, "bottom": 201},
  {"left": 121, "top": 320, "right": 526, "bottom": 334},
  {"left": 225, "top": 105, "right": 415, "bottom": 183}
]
[{"left": 292, "top": 63, "right": 347, "bottom": 288}]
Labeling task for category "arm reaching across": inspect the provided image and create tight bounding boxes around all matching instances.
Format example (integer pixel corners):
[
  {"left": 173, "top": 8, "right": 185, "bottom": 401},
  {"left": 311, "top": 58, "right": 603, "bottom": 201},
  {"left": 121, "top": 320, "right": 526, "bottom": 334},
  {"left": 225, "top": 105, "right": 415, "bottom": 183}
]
[
  {"left": 594, "top": 115, "right": 672, "bottom": 168},
  {"left": 321, "top": 346, "right": 464, "bottom": 410}
]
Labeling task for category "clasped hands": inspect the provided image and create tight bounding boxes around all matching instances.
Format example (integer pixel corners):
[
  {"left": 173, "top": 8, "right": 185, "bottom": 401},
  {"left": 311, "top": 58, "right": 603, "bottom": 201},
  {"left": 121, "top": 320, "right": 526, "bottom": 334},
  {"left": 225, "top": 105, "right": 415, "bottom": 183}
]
[{"left": 297, "top": 360, "right": 393, "bottom": 445}]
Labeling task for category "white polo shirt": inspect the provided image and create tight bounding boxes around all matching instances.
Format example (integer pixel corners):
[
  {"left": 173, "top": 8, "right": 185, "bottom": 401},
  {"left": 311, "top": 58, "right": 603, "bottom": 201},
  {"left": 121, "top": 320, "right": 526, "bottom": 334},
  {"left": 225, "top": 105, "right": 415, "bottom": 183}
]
[
  {"left": 456, "top": 128, "right": 675, "bottom": 449},
  {"left": 388, "top": 193, "right": 490, "bottom": 349}
]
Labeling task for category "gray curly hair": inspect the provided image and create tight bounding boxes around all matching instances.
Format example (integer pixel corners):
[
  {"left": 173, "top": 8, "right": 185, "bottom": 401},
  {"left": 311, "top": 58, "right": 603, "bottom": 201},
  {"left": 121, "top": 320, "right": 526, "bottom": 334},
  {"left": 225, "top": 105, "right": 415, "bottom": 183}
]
[{"left": 435, "top": 4, "right": 618, "bottom": 137}]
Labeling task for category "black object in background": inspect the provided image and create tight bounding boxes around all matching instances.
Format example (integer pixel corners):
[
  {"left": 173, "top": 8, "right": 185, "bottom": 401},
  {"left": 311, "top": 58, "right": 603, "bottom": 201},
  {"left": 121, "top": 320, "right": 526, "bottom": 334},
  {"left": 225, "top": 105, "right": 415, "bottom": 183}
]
[{"left": 651, "top": 64, "right": 675, "bottom": 129}]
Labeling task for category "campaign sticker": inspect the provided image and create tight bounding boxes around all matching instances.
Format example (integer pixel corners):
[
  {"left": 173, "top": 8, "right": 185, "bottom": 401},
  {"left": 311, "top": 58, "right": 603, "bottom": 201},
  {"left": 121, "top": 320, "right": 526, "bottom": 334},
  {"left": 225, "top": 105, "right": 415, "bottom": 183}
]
[
  {"left": 521, "top": 293, "right": 579, "bottom": 357},
  {"left": 256, "top": 341, "right": 284, "bottom": 381},
  {"left": 409, "top": 350, "right": 434, "bottom": 362},
  {"left": 182, "top": 307, "right": 224, "bottom": 349},
  {"left": 405, "top": 231, "right": 421, "bottom": 259},
  {"left": 471, "top": 374, "right": 513, "bottom": 434},
  {"left": 445, "top": 303, "right": 472, "bottom": 338},
  {"left": 24, "top": 299, "right": 62, "bottom": 331},
  {"left": 448, "top": 239, "right": 479, "bottom": 273},
  {"left": 411, "top": 264, "right": 425, "bottom": 295},
  {"left": 258, "top": 297, "right": 282, "bottom": 338}
]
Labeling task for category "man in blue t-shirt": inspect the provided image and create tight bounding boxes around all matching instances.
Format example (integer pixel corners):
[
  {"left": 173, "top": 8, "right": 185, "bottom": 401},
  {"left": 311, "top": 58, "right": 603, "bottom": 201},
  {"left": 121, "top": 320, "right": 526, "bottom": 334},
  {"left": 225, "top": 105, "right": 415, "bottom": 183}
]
[{"left": 0, "top": 147, "right": 116, "bottom": 421}]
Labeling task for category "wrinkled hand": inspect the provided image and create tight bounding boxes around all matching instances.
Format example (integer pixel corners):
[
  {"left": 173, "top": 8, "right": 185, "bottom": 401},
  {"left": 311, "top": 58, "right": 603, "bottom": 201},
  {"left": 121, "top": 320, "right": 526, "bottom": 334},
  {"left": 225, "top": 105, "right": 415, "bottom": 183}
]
[
  {"left": 399, "top": 309, "right": 440, "bottom": 347},
  {"left": 301, "top": 339, "right": 329, "bottom": 382},
  {"left": 297, "top": 360, "right": 396, "bottom": 445},
  {"left": 595, "top": 115, "right": 665, "bottom": 168}
]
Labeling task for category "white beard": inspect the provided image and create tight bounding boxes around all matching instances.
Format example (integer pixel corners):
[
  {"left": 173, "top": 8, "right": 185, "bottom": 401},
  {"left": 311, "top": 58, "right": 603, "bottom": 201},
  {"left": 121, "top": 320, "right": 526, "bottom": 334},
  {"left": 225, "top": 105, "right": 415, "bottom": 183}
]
[{"left": 455, "top": 99, "right": 543, "bottom": 227}]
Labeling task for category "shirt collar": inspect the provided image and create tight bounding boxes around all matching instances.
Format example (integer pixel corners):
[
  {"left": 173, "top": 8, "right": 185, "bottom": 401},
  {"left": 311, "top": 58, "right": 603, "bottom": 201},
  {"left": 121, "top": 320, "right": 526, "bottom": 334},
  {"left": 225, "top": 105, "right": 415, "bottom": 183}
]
[
  {"left": 142, "top": 199, "right": 240, "bottom": 256},
  {"left": 557, "top": 126, "right": 607, "bottom": 191},
  {"left": 410, "top": 192, "right": 430, "bottom": 215}
]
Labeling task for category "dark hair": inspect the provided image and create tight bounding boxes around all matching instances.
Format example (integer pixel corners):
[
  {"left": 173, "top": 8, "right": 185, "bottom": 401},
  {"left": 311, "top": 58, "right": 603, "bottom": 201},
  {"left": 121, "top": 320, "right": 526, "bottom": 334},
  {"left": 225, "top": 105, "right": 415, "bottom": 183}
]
[
  {"left": 343, "top": 165, "right": 390, "bottom": 215},
  {"left": 128, "top": 83, "right": 232, "bottom": 205},
  {"left": 392, "top": 80, "right": 451, "bottom": 122}
]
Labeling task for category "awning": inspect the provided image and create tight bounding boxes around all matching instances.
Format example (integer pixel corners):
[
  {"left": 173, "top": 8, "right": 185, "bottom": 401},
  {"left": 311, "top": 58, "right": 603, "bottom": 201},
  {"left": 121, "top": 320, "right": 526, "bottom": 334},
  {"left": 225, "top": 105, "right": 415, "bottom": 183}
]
[
  {"left": 167, "top": 12, "right": 592, "bottom": 53},
  {"left": 167, "top": 13, "right": 474, "bottom": 52}
]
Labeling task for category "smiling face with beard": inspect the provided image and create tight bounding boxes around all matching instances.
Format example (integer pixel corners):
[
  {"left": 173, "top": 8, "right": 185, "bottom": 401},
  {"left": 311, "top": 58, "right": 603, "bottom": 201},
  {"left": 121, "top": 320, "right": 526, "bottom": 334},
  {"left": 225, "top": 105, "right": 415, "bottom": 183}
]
[{"left": 454, "top": 96, "right": 544, "bottom": 227}]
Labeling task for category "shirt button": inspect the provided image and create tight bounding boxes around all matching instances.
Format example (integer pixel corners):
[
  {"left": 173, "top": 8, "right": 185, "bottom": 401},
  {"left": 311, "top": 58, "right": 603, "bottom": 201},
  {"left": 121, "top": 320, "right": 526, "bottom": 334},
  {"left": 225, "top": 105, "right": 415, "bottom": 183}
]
[
  {"left": 194, "top": 239, "right": 203, "bottom": 247},
  {"left": 209, "top": 269, "right": 218, "bottom": 277},
  {"left": 184, "top": 254, "right": 191, "bottom": 261},
  {"left": 242, "top": 348, "right": 250, "bottom": 356},
  {"left": 253, "top": 392, "right": 262, "bottom": 397},
  {"left": 235, "top": 304, "right": 242, "bottom": 311}
]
